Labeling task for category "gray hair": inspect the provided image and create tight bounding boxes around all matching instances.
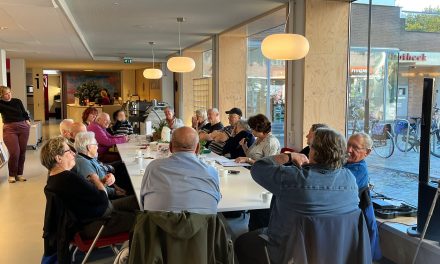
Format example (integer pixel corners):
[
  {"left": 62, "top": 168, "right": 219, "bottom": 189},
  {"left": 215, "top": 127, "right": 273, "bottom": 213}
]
[
  {"left": 164, "top": 106, "right": 175, "bottom": 113},
  {"left": 311, "top": 128, "right": 347, "bottom": 169},
  {"left": 208, "top": 108, "right": 219, "bottom": 114},
  {"left": 235, "top": 119, "right": 250, "bottom": 131},
  {"left": 310, "top": 123, "right": 329, "bottom": 132},
  {"left": 195, "top": 109, "right": 208, "bottom": 120},
  {"left": 74, "top": 131, "right": 97, "bottom": 154},
  {"left": 351, "top": 132, "right": 373, "bottom": 150},
  {"left": 59, "top": 119, "right": 74, "bottom": 134}
]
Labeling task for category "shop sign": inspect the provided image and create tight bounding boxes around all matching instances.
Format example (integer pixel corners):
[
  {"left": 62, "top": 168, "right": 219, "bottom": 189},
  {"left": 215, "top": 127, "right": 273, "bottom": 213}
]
[
  {"left": 399, "top": 53, "right": 427, "bottom": 62},
  {"left": 350, "top": 66, "right": 374, "bottom": 74}
]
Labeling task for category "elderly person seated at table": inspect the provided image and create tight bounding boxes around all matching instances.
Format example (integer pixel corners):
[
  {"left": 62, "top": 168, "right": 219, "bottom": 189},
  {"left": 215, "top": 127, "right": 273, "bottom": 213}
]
[
  {"left": 299, "top": 123, "right": 329, "bottom": 157},
  {"left": 87, "top": 112, "right": 128, "bottom": 163},
  {"left": 59, "top": 119, "right": 74, "bottom": 142},
  {"left": 235, "top": 128, "right": 361, "bottom": 264},
  {"left": 73, "top": 131, "right": 127, "bottom": 198},
  {"left": 345, "top": 132, "right": 382, "bottom": 260},
  {"left": 235, "top": 114, "right": 280, "bottom": 165},
  {"left": 191, "top": 109, "right": 208, "bottom": 131},
  {"left": 82, "top": 106, "right": 99, "bottom": 127},
  {"left": 208, "top": 107, "right": 242, "bottom": 155},
  {"left": 108, "top": 110, "right": 133, "bottom": 136},
  {"left": 199, "top": 108, "right": 224, "bottom": 147},
  {"left": 221, "top": 119, "right": 255, "bottom": 159},
  {"left": 41, "top": 136, "right": 137, "bottom": 240},
  {"left": 140, "top": 126, "right": 221, "bottom": 213},
  {"left": 164, "top": 106, "right": 184, "bottom": 130}
]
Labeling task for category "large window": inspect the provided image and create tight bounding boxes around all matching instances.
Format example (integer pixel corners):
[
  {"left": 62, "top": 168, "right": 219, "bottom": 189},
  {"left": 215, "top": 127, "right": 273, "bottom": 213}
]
[
  {"left": 246, "top": 13, "right": 286, "bottom": 144},
  {"left": 349, "top": 0, "right": 440, "bottom": 206}
]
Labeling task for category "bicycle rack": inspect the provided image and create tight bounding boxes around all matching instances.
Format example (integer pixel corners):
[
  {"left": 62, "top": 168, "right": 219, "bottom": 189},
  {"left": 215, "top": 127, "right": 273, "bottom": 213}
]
[{"left": 394, "top": 118, "right": 411, "bottom": 156}]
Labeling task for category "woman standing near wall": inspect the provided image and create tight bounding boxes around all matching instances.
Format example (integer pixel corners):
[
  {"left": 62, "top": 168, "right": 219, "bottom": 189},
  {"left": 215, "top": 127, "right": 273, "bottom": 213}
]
[{"left": 0, "top": 86, "right": 31, "bottom": 183}]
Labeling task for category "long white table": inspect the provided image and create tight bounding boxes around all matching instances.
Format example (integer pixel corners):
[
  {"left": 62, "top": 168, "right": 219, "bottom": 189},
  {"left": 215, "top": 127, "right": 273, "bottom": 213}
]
[{"left": 117, "top": 141, "right": 270, "bottom": 212}]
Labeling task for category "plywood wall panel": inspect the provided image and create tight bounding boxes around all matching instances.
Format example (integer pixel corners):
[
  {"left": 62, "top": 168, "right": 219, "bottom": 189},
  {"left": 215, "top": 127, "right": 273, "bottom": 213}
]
[
  {"left": 218, "top": 35, "right": 247, "bottom": 124},
  {"left": 182, "top": 51, "right": 204, "bottom": 126},
  {"left": 303, "top": 0, "right": 349, "bottom": 141}
]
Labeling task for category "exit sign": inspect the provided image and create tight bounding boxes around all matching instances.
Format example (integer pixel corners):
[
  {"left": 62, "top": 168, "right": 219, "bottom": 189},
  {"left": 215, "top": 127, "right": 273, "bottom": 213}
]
[{"left": 123, "top": 57, "right": 133, "bottom": 64}]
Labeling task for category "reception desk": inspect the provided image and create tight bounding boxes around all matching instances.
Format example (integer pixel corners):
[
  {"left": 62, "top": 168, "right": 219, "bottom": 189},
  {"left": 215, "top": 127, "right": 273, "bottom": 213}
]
[{"left": 66, "top": 104, "right": 123, "bottom": 123}]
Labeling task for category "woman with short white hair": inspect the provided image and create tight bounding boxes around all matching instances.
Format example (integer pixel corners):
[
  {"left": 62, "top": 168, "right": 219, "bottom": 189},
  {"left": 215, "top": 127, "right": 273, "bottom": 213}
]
[{"left": 74, "top": 131, "right": 126, "bottom": 198}]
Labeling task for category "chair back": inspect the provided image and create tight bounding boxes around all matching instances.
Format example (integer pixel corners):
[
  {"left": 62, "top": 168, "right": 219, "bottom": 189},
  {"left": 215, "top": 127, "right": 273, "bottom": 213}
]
[
  {"left": 270, "top": 209, "right": 372, "bottom": 264},
  {"left": 128, "top": 211, "right": 234, "bottom": 264}
]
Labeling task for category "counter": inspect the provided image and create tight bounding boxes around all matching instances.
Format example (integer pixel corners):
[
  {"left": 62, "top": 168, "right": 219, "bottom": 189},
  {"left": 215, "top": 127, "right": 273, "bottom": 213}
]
[{"left": 66, "top": 104, "right": 123, "bottom": 123}]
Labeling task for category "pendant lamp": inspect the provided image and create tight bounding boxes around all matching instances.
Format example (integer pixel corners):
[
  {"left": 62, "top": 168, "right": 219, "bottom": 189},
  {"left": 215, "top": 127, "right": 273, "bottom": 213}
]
[
  {"left": 167, "top": 17, "right": 195, "bottom": 73},
  {"left": 261, "top": 2, "right": 309, "bottom": 60},
  {"left": 143, "top": 42, "right": 163, "bottom": 79}
]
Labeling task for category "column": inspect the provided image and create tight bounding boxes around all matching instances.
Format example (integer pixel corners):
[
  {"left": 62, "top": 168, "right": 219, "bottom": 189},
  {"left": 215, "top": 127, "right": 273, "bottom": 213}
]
[
  {"left": 10, "top": 59, "right": 27, "bottom": 106},
  {"left": 0, "top": 49, "right": 6, "bottom": 86},
  {"left": 32, "top": 68, "right": 45, "bottom": 123}
]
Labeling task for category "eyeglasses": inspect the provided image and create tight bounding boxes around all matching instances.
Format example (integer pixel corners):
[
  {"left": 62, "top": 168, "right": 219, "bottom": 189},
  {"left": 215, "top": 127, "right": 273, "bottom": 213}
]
[
  {"left": 63, "top": 149, "right": 74, "bottom": 154},
  {"left": 347, "top": 143, "right": 367, "bottom": 152}
]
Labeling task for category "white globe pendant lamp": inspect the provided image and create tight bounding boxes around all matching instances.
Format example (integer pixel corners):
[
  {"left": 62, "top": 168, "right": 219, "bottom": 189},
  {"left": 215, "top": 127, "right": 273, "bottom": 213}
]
[
  {"left": 167, "top": 17, "right": 195, "bottom": 73},
  {"left": 143, "top": 42, "right": 163, "bottom": 79},
  {"left": 261, "top": 2, "right": 309, "bottom": 60}
]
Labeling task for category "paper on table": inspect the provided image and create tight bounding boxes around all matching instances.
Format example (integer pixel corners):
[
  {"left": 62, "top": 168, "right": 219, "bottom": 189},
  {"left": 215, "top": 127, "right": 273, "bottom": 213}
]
[{"left": 214, "top": 156, "right": 251, "bottom": 167}]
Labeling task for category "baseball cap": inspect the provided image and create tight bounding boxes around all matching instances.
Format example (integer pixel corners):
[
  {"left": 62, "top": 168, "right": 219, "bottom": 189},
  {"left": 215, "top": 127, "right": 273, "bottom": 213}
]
[{"left": 225, "top": 108, "right": 242, "bottom": 117}]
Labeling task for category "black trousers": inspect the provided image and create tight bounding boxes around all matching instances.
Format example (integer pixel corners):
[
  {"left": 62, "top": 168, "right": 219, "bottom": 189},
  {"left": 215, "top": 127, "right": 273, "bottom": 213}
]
[
  {"left": 235, "top": 230, "right": 269, "bottom": 264},
  {"left": 110, "top": 160, "right": 135, "bottom": 195},
  {"left": 79, "top": 195, "right": 138, "bottom": 239}
]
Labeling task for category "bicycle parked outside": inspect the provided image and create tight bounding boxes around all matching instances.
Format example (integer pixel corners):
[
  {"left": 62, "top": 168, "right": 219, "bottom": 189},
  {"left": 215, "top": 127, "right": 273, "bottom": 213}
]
[
  {"left": 394, "top": 107, "right": 440, "bottom": 158},
  {"left": 350, "top": 112, "right": 395, "bottom": 159}
]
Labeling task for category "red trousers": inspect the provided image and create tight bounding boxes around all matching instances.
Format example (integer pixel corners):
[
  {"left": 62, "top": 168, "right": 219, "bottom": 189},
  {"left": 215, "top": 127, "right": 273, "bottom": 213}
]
[{"left": 3, "top": 121, "right": 30, "bottom": 177}]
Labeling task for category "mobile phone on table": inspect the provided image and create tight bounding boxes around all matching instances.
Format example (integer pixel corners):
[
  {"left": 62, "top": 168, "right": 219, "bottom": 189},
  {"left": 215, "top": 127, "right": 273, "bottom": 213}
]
[{"left": 228, "top": 170, "right": 240, "bottom": 174}]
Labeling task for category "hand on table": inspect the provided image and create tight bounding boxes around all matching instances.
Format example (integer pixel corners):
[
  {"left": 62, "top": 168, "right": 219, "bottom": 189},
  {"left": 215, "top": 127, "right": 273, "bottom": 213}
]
[{"left": 235, "top": 157, "right": 252, "bottom": 164}]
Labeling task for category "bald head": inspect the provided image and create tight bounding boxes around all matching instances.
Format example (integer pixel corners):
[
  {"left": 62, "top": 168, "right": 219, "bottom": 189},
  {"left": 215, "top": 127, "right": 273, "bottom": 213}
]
[
  {"left": 59, "top": 119, "right": 74, "bottom": 139},
  {"left": 171, "top": 126, "right": 199, "bottom": 153},
  {"left": 71, "top": 122, "right": 87, "bottom": 139},
  {"left": 96, "top": 113, "right": 111, "bottom": 128}
]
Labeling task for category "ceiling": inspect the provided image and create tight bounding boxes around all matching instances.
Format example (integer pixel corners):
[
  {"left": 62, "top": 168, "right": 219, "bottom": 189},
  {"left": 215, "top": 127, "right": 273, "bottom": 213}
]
[{"left": 0, "top": 0, "right": 288, "bottom": 68}]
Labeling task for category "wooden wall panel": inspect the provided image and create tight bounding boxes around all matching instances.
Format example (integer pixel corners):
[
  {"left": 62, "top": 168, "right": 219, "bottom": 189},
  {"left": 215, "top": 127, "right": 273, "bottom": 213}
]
[
  {"left": 134, "top": 68, "right": 162, "bottom": 101},
  {"left": 121, "top": 69, "right": 135, "bottom": 102},
  {"left": 182, "top": 51, "right": 204, "bottom": 126},
  {"left": 218, "top": 35, "right": 247, "bottom": 124},
  {"left": 303, "top": 0, "right": 349, "bottom": 142}
]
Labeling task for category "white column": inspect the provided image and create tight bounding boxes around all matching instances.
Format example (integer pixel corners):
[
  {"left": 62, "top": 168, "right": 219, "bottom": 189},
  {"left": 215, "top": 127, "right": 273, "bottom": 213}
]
[
  {"left": 10, "top": 59, "right": 27, "bottom": 106},
  {"left": 0, "top": 49, "right": 7, "bottom": 86}
]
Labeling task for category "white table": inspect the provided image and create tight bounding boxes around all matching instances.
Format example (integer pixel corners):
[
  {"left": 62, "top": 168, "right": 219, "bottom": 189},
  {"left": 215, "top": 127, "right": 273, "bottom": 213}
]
[{"left": 117, "top": 141, "right": 271, "bottom": 212}]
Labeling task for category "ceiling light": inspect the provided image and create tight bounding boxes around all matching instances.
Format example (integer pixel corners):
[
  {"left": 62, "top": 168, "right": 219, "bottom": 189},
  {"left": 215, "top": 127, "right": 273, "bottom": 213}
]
[
  {"left": 84, "top": 69, "right": 94, "bottom": 72},
  {"left": 261, "top": 1, "right": 309, "bottom": 60},
  {"left": 143, "top": 42, "right": 163, "bottom": 79},
  {"left": 0, "top": 26, "right": 8, "bottom": 30},
  {"left": 167, "top": 17, "right": 195, "bottom": 73}
]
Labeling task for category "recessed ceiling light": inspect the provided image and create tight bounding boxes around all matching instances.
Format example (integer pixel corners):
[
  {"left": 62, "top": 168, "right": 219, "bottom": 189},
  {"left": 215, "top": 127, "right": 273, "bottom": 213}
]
[
  {"left": 0, "top": 27, "right": 8, "bottom": 30},
  {"left": 114, "top": 2, "right": 120, "bottom": 6},
  {"left": 84, "top": 69, "right": 94, "bottom": 72}
]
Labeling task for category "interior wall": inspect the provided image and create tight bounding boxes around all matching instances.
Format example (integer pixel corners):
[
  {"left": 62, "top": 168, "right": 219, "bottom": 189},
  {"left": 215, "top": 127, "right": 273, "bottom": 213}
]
[
  {"left": 182, "top": 51, "right": 204, "bottom": 126},
  {"left": 32, "top": 68, "right": 45, "bottom": 123},
  {"left": 218, "top": 34, "right": 247, "bottom": 124},
  {"left": 134, "top": 68, "right": 162, "bottom": 101},
  {"left": 161, "top": 65, "right": 174, "bottom": 107},
  {"left": 302, "top": 0, "right": 349, "bottom": 142},
  {"left": 121, "top": 69, "right": 136, "bottom": 102}
]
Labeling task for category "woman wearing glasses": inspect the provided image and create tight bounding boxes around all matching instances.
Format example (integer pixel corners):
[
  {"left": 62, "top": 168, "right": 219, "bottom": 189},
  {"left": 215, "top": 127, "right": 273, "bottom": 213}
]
[
  {"left": 0, "top": 86, "right": 31, "bottom": 183},
  {"left": 41, "top": 136, "right": 136, "bottom": 239}
]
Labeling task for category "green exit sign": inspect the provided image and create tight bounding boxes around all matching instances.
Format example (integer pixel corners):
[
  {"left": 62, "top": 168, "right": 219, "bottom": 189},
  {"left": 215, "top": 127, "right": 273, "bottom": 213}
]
[{"left": 123, "top": 57, "right": 133, "bottom": 64}]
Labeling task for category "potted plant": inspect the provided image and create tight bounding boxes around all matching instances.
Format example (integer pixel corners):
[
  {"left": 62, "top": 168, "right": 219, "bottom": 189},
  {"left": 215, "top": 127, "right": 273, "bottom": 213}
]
[
  {"left": 73, "top": 81, "right": 101, "bottom": 106},
  {"left": 152, "top": 120, "right": 168, "bottom": 142}
]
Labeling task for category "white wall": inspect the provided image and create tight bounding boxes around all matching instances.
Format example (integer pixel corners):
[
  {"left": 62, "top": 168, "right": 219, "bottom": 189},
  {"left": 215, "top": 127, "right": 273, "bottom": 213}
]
[
  {"left": 161, "top": 66, "right": 174, "bottom": 107},
  {"left": 10, "top": 59, "right": 27, "bottom": 106}
]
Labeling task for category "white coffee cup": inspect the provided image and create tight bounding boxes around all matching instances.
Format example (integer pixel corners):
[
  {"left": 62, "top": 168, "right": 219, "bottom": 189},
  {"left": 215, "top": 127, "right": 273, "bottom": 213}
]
[
  {"left": 261, "top": 191, "right": 273, "bottom": 203},
  {"left": 218, "top": 169, "right": 228, "bottom": 177},
  {"left": 137, "top": 150, "right": 143, "bottom": 158}
]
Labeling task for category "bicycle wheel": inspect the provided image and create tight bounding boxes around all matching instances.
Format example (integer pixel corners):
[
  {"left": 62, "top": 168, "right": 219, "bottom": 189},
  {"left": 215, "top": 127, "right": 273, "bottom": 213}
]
[
  {"left": 395, "top": 131, "right": 414, "bottom": 152},
  {"left": 430, "top": 130, "right": 440, "bottom": 158},
  {"left": 373, "top": 131, "right": 394, "bottom": 158}
]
